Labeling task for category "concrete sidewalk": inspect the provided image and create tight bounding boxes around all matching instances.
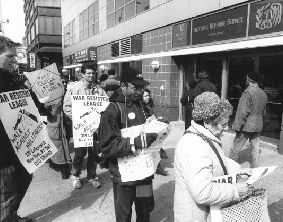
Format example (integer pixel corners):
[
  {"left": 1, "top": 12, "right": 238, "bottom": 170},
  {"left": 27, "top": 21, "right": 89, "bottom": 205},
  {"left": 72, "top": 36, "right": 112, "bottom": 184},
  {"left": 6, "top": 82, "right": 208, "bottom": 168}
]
[{"left": 18, "top": 121, "right": 283, "bottom": 222}]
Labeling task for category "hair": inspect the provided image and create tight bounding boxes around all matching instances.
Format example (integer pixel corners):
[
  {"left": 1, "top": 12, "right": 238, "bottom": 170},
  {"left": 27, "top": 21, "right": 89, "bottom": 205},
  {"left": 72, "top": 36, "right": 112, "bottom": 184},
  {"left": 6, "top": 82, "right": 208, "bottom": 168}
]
[
  {"left": 197, "top": 70, "right": 209, "bottom": 80},
  {"left": 81, "top": 64, "right": 96, "bottom": 74},
  {"left": 0, "top": 36, "right": 16, "bottom": 54},
  {"left": 108, "top": 68, "right": 116, "bottom": 76},
  {"left": 143, "top": 88, "right": 154, "bottom": 107},
  {"left": 99, "top": 73, "right": 108, "bottom": 82}
]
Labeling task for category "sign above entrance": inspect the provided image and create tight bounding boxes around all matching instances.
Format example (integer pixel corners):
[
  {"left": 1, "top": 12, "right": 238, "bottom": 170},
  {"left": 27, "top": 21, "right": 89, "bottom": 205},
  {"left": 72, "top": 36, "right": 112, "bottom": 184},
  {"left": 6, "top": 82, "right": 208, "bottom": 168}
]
[
  {"left": 73, "top": 46, "right": 97, "bottom": 63},
  {"left": 172, "top": 21, "right": 191, "bottom": 48},
  {"left": 192, "top": 5, "right": 248, "bottom": 45},
  {"left": 249, "top": 0, "right": 283, "bottom": 36}
]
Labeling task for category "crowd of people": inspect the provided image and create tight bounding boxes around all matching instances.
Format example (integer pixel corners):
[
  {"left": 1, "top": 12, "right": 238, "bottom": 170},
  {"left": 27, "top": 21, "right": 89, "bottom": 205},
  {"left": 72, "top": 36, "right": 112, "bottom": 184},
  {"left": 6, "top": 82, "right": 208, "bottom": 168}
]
[{"left": 0, "top": 34, "right": 268, "bottom": 222}]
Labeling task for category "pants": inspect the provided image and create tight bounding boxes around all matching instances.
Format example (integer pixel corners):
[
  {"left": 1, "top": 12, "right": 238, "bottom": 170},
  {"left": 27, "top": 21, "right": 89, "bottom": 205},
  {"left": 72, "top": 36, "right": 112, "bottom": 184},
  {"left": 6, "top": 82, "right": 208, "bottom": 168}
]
[
  {"left": 71, "top": 146, "right": 97, "bottom": 179},
  {"left": 113, "top": 181, "right": 154, "bottom": 222},
  {"left": 229, "top": 131, "right": 260, "bottom": 168},
  {"left": 0, "top": 164, "right": 32, "bottom": 222}
]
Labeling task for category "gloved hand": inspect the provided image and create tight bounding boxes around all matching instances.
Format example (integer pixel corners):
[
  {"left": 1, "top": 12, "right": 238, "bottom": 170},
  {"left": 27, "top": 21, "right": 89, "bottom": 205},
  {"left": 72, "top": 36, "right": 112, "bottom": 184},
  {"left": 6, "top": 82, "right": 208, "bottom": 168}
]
[
  {"left": 157, "top": 116, "right": 169, "bottom": 124},
  {"left": 134, "top": 133, "right": 158, "bottom": 150}
]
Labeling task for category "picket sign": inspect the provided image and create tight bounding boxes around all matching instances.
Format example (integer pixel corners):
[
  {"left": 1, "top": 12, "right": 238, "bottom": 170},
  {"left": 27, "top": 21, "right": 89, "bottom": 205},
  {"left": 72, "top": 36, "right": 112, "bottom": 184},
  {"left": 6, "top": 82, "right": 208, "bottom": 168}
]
[
  {"left": 118, "top": 117, "right": 169, "bottom": 182},
  {"left": 24, "top": 63, "right": 64, "bottom": 106},
  {"left": 71, "top": 95, "right": 109, "bottom": 148},
  {"left": 0, "top": 89, "right": 58, "bottom": 173}
]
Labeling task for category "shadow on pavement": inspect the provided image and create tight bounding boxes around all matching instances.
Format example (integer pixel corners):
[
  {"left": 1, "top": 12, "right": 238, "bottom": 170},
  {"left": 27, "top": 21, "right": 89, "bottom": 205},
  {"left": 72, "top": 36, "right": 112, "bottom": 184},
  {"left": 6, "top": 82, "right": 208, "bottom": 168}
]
[
  {"left": 268, "top": 198, "right": 283, "bottom": 222},
  {"left": 151, "top": 180, "right": 175, "bottom": 222},
  {"left": 29, "top": 171, "right": 112, "bottom": 222}
]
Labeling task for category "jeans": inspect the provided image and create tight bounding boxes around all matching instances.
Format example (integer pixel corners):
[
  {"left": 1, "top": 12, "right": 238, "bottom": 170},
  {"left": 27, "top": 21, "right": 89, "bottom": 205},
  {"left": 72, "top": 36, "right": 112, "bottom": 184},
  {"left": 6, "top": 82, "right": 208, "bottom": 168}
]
[
  {"left": 71, "top": 146, "right": 97, "bottom": 179},
  {"left": 113, "top": 180, "right": 154, "bottom": 222},
  {"left": 0, "top": 164, "right": 32, "bottom": 222},
  {"left": 229, "top": 131, "right": 260, "bottom": 168}
]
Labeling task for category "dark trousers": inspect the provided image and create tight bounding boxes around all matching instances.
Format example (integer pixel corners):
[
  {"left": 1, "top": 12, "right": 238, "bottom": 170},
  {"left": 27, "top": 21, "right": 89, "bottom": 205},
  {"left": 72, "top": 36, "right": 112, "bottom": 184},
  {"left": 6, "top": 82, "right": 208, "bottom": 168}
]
[
  {"left": 113, "top": 181, "right": 154, "bottom": 222},
  {"left": 0, "top": 164, "right": 32, "bottom": 222},
  {"left": 71, "top": 146, "right": 97, "bottom": 179}
]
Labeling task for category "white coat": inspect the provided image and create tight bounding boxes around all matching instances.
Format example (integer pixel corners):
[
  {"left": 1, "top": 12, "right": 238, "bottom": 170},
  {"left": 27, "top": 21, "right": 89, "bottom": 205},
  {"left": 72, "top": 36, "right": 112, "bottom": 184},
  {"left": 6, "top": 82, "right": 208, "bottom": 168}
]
[{"left": 174, "top": 121, "right": 241, "bottom": 222}]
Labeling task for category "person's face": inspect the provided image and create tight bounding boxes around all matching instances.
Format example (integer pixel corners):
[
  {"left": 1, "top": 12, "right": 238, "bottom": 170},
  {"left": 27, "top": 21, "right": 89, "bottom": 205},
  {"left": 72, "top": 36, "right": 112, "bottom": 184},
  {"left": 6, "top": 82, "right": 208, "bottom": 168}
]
[
  {"left": 0, "top": 47, "right": 17, "bottom": 71},
  {"left": 82, "top": 68, "right": 96, "bottom": 83},
  {"left": 143, "top": 91, "right": 151, "bottom": 104},
  {"left": 205, "top": 117, "right": 229, "bottom": 138},
  {"left": 125, "top": 82, "right": 144, "bottom": 101}
]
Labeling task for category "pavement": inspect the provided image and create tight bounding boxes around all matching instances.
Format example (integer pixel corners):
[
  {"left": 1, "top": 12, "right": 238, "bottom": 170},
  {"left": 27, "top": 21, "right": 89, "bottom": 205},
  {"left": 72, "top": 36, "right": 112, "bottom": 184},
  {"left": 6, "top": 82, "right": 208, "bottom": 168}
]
[{"left": 18, "top": 121, "right": 283, "bottom": 222}]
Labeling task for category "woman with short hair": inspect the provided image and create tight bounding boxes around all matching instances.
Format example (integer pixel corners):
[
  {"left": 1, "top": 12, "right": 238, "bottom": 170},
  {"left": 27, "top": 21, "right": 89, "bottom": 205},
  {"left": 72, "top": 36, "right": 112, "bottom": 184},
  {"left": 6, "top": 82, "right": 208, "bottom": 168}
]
[{"left": 174, "top": 92, "right": 252, "bottom": 222}]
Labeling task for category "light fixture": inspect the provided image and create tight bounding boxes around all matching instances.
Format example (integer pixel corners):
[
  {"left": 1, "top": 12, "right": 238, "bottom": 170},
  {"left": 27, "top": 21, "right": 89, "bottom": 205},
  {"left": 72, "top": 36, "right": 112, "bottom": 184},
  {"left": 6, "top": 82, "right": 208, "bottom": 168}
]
[
  {"left": 62, "top": 69, "right": 67, "bottom": 73},
  {"left": 75, "top": 67, "right": 80, "bottom": 72},
  {"left": 151, "top": 61, "right": 160, "bottom": 71}
]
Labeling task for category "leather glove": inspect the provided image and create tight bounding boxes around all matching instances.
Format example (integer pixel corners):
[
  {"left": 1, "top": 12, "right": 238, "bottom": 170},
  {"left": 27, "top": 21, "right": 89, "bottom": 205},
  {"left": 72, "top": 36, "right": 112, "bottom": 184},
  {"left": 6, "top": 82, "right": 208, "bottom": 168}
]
[{"left": 134, "top": 133, "right": 158, "bottom": 150}]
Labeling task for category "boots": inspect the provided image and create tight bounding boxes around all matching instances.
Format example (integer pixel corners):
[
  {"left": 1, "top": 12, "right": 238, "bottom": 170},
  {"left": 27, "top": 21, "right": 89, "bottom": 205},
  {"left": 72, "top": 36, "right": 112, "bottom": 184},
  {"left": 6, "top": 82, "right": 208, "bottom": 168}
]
[{"left": 60, "top": 164, "right": 70, "bottom": 179}]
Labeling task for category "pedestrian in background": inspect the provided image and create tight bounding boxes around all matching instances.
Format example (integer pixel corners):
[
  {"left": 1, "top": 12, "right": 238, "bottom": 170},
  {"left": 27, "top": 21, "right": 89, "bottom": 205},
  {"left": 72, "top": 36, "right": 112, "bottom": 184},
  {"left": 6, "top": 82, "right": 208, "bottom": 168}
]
[
  {"left": 0, "top": 36, "right": 32, "bottom": 222},
  {"left": 142, "top": 88, "right": 169, "bottom": 176},
  {"left": 98, "top": 67, "right": 158, "bottom": 222},
  {"left": 193, "top": 70, "right": 218, "bottom": 97},
  {"left": 229, "top": 72, "right": 267, "bottom": 168},
  {"left": 63, "top": 64, "right": 107, "bottom": 189},
  {"left": 105, "top": 68, "right": 120, "bottom": 97},
  {"left": 180, "top": 79, "right": 197, "bottom": 130},
  {"left": 174, "top": 92, "right": 252, "bottom": 222},
  {"left": 45, "top": 99, "right": 71, "bottom": 179}
]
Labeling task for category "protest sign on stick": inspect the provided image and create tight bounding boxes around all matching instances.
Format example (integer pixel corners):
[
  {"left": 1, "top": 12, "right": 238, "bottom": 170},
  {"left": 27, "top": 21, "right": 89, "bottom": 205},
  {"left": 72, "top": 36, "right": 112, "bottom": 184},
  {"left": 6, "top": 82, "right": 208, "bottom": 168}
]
[
  {"left": 24, "top": 63, "right": 64, "bottom": 106},
  {"left": 72, "top": 95, "right": 109, "bottom": 148},
  {"left": 0, "top": 89, "right": 58, "bottom": 174}
]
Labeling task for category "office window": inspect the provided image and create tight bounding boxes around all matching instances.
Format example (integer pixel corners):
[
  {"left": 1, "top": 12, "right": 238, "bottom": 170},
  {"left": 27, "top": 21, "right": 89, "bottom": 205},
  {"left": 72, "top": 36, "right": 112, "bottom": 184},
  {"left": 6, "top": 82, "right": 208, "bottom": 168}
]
[
  {"left": 79, "top": 1, "right": 99, "bottom": 41},
  {"left": 64, "top": 19, "right": 75, "bottom": 47},
  {"left": 37, "top": 16, "right": 62, "bottom": 35},
  {"left": 35, "top": 0, "right": 60, "bottom": 7},
  {"left": 107, "top": 0, "right": 149, "bottom": 28}
]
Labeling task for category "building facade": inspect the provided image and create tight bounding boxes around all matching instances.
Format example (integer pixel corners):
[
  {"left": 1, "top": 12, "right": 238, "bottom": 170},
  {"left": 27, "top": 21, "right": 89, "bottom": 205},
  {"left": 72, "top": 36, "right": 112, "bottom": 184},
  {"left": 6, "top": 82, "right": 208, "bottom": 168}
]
[
  {"left": 61, "top": 0, "right": 283, "bottom": 151},
  {"left": 23, "top": 0, "right": 62, "bottom": 71}
]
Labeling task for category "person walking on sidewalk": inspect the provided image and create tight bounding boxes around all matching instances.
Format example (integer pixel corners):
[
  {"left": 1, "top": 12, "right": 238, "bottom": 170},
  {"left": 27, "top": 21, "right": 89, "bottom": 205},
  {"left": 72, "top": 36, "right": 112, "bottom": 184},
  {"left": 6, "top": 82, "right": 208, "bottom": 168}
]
[
  {"left": 98, "top": 67, "right": 158, "bottom": 222},
  {"left": 229, "top": 72, "right": 267, "bottom": 168},
  {"left": 0, "top": 36, "right": 33, "bottom": 222},
  {"left": 63, "top": 63, "right": 107, "bottom": 189}
]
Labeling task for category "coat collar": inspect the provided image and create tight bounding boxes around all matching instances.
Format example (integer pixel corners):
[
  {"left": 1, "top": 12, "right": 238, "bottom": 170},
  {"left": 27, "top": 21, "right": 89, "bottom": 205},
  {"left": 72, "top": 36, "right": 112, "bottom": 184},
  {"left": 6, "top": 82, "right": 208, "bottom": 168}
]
[{"left": 187, "top": 120, "right": 222, "bottom": 145}]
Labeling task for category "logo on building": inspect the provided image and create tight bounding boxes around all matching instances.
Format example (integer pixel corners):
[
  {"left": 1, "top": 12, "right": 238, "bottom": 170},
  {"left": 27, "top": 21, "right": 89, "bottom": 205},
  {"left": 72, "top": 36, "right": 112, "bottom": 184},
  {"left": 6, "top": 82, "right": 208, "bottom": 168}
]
[{"left": 255, "top": 3, "right": 282, "bottom": 30}]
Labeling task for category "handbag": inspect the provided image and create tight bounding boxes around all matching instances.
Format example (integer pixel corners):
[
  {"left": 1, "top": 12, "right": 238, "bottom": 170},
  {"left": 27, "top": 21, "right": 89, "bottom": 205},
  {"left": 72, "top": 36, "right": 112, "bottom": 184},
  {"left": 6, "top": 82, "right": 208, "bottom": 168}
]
[{"left": 221, "top": 188, "right": 270, "bottom": 222}]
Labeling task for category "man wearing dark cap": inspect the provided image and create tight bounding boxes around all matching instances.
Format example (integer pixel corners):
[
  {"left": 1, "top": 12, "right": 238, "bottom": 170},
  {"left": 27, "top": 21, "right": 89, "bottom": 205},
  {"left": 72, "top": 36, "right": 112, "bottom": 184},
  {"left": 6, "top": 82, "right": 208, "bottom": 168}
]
[
  {"left": 98, "top": 66, "right": 158, "bottom": 222},
  {"left": 229, "top": 72, "right": 267, "bottom": 168}
]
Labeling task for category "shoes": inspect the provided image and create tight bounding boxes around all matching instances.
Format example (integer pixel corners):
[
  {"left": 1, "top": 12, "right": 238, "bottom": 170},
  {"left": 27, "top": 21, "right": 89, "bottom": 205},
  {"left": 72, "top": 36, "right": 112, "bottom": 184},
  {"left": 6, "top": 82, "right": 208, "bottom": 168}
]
[
  {"left": 16, "top": 215, "right": 32, "bottom": 222},
  {"left": 88, "top": 177, "right": 101, "bottom": 189},
  {"left": 60, "top": 165, "right": 70, "bottom": 180},
  {"left": 156, "top": 165, "right": 169, "bottom": 176},
  {"left": 70, "top": 175, "right": 82, "bottom": 189},
  {"left": 48, "top": 161, "right": 60, "bottom": 172}
]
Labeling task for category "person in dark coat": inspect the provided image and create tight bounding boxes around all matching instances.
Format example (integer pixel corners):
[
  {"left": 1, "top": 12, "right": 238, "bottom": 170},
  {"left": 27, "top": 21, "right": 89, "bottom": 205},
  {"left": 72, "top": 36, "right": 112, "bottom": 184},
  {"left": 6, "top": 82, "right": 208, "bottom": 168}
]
[
  {"left": 98, "top": 67, "right": 158, "bottom": 222},
  {"left": 193, "top": 70, "right": 218, "bottom": 98},
  {"left": 180, "top": 79, "right": 197, "bottom": 130},
  {"left": 229, "top": 72, "right": 267, "bottom": 168},
  {"left": 0, "top": 36, "right": 32, "bottom": 222}
]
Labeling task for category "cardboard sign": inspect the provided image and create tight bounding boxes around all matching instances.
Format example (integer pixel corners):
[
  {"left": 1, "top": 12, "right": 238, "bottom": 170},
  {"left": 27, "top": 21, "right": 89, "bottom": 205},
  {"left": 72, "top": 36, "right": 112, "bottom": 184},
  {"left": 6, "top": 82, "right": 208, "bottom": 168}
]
[
  {"left": 71, "top": 95, "right": 109, "bottom": 148},
  {"left": 118, "top": 118, "right": 169, "bottom": 182},
  {"left": 24, "top": 63, "right": 64, "bottom": 106},
  {"left": 0, "top": 89, "right": 58, "bottom": 173}
]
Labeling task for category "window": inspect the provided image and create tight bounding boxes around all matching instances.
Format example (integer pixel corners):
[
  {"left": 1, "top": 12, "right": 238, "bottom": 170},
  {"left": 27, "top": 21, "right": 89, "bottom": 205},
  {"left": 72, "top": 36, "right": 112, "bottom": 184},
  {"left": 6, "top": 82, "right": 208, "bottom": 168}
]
[
  {"left": 107, "top": 0, "right": 149, "bottom": 28},
  {"left": 64, "top": 19, "right": 75, "bottom": 47},
  {"left": 35, "top": 0, "right": 60, "bottom": 7},
  {"left": 37, "top": 16, "right": 62, "bottom": 35},
  {"left": 79, "top": 1, "right": 99, "bottom": 41}
]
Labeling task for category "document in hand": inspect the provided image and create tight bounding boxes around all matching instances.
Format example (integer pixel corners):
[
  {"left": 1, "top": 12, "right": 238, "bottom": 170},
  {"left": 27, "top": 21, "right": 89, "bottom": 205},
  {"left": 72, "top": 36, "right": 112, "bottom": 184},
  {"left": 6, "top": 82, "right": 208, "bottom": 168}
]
[{"left": 246, "top": 166, "right": 277, "bottom": 184}]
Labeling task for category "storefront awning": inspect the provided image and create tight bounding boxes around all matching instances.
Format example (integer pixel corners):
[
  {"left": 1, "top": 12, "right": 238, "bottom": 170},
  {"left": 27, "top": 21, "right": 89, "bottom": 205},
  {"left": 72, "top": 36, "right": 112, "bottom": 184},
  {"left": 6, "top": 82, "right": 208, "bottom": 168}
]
[
  {"left": 63, "top": 63, "right": 82, "bottom": 69},
  {"left": 98, "top": 35, "right": 283, "bottom": 64}
]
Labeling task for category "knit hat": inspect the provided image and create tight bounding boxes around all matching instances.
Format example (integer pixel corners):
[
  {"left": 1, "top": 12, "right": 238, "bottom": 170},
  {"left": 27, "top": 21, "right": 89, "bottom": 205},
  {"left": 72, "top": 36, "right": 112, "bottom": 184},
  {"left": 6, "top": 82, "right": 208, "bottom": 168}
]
[
  {"left": 120, "top": 67, "right": 149, "bottom": 86},
  {"left": 192, "top": 92, "right": 232, "bottom": 122},
  {"left": 247, "top": 72, "right": 261, "bottom": 83}
]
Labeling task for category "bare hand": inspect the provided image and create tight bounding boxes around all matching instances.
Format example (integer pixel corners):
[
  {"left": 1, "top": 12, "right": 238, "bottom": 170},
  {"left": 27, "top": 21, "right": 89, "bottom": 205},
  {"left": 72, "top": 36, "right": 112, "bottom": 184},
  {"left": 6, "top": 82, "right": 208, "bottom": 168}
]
[{"left": 237, "top": 183, "right": 252, "bottom": 199}]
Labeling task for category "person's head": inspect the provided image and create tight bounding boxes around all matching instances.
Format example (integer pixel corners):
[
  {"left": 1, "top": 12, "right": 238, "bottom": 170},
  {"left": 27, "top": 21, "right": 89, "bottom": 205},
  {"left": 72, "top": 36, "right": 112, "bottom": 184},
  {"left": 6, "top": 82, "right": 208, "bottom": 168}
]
[
  {"left": 197, "top": 70, "right": 209, "bottom": 81},
  {"left": 108, "top": 68, "right": 116, "bottom": 76},
  {"left": 0, "top": 36, "right": 17, "bottom": 72},
  {"left": 188, "top": 79, "right": 197, "bottom": 89},
  {"left": 120, "top": 67, "right": 149, "bottom": 102},
  {"left": 142, "top": 88, "right": 151, "bottom": 104},
  {"left": 99, "top": 73, "right": 108, "bottom": 83},
  {"left": 192, "top": 92, "right": 233, "bottom": 138},
  {"left": 81, "top": 64, "right": 97, "bottom": 83},
  {"left": 246, "top": 72, "right": 262, "bottom": 86}
]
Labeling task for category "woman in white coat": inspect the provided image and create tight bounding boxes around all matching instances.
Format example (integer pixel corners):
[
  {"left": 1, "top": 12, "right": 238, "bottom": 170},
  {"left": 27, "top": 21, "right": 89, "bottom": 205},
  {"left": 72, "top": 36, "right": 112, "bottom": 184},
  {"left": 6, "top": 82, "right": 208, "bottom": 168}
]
[{"left": 174, "top": 92, "right": 251, "bottom": 222}]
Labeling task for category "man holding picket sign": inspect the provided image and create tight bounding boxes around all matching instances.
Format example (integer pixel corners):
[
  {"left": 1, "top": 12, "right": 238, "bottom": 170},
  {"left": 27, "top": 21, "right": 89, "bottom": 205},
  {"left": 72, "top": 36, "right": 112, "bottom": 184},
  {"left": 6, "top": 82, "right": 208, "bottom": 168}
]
[
  {"left": 63, "top": 63, "right": 108, "bottom": 189},
  {"left": 0, "top": 36, "right": 32, "bottom": 222}
]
